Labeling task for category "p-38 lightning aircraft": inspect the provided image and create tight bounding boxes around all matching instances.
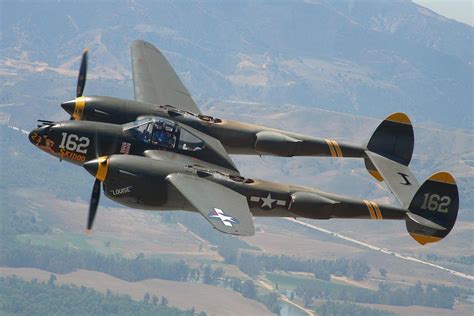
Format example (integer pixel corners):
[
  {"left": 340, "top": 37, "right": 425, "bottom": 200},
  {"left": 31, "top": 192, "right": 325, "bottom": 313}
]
[{"left": 29, "top": 41, "right": 459, "bottom": 245}]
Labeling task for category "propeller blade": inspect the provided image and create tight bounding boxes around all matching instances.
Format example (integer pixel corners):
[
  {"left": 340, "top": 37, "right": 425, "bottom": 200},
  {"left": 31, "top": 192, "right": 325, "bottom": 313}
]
[
  {"left": 76, "top": 48, "right": 89, "bottom": 98},
  {"left": 87, "top": 178, "right": 101, "bottom": 232}
]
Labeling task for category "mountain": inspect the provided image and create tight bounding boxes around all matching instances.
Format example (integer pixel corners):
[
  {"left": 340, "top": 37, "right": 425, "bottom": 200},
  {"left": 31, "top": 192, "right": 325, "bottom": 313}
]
[
  {"left": 1, "top": 2, "right": 473, "bottom": 314},
  {"left": 1, "top": 0, "right": 472, "bottom": 129}
]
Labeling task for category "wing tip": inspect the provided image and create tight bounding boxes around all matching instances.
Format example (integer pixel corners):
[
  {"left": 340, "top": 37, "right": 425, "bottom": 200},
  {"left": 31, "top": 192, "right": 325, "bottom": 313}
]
[
  {"left": 131, "top": 39, "right": 148, "bottom": 46},
  {"left": 131, "top": 39, "right": 163, "bottom": 54}
]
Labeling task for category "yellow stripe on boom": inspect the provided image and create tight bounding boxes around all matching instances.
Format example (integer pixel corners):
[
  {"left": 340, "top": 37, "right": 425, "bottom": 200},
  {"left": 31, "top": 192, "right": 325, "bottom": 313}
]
[
  {"left": 363, "top": 200, "right": 376, "bottom": 220},
  {"left": 370, "top": 201, "right": 383, "bottom": 220},
  {"left": 331, "top": 140, "right": 343, "bottom": 157},
  {"left": 325, "top": 139, "right": 343, "bottom": 158},
  {"left": 325, "top": 139, "right": 337, "bottom": 157}
]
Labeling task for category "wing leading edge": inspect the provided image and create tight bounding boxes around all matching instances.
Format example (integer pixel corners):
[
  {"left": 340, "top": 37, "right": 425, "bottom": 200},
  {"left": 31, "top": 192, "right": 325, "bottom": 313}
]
[
  {"left": 167, "top": 173, "right": 255, "bottom": 236},
  {"left": 131, "top": 40, "right": 201, "bottom": 114}
]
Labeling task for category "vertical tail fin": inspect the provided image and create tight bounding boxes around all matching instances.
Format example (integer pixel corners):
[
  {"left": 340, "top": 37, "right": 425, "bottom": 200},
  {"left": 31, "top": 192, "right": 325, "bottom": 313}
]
[
  {"left": 364, "top": 112, "right": 419, "bottom": 208},
  {"left": 365, "top": 112, "right": 414, "bottom": 182},
  {"left": 406, "top": 172, "right": 459, "bottom": 245}
]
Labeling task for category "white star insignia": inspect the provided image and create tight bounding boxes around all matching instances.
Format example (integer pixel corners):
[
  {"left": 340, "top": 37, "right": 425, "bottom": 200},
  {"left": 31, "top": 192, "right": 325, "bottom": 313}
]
[{"left": 260, "top": 193, "right": 276, "bottom": 209}]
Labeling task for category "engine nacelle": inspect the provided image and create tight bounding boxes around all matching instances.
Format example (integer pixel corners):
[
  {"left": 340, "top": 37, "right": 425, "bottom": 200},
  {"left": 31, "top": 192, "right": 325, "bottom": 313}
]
[{"left": 90, "top": 155, "right": 187, "bottom": 210}]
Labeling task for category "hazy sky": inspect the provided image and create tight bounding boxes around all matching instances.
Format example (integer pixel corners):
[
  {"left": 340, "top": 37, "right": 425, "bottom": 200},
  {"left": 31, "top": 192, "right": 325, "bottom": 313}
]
[{"left": 413, "top": 0, "right": 473, "bottom": 26}]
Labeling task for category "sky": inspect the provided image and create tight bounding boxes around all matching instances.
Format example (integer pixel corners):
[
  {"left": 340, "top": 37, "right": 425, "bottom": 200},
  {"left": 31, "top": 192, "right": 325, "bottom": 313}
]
[{"left": 413, "top": 0, "right": 473, "bottom": 26}]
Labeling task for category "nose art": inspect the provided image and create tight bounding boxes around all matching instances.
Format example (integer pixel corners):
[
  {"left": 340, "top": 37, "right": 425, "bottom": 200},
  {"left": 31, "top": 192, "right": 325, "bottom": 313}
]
[{"left": 28, "top": 127, "right": 46, "bottom": 145}]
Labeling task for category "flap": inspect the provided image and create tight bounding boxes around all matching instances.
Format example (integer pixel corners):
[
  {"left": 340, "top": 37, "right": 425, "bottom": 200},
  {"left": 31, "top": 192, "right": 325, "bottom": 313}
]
[{"left": 167, "top": 173, "right": 255, "bottom": 236}]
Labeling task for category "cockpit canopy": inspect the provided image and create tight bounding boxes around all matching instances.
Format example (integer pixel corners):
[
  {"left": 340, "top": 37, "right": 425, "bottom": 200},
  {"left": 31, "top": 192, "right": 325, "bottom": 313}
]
[{"left": 124, "top": 117, "right": 204, "bottom": 151}]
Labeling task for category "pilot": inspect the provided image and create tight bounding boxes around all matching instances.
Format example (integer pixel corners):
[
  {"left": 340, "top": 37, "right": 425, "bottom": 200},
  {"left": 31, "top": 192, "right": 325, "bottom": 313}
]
[
  {"left": 157, "top": 129, "right": 169, "bottom": 145},
  {"left": 142, "top": 129, "right": 151, "bottom": 142},
  {"left": 150, "top": 122, "right": 171, "bottom": 147}
]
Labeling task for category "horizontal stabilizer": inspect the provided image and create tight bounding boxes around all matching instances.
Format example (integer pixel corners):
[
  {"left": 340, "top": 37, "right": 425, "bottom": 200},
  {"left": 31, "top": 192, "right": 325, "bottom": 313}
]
[
  {"left": 365, "top": 151, "right": 419, "bottom": 208},
  {"left": 407, "top": 212, "right": 447, "bottom": 231}
]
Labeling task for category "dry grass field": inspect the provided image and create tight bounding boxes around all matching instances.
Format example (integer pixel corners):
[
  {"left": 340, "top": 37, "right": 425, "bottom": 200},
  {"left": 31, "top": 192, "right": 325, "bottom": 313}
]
[
  {"left": 0, "top": 267, "right": 273, "bottom": 316},
  {"left": 311, "top": 299, "right": 474, "bottom": 316},
  {"left": 9, "top": 188, "right": 473, "bottom": 315}
]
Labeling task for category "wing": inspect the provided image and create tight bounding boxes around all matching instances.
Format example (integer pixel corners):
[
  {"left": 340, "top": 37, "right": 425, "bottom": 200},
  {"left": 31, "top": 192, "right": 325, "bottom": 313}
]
[
  {"left": 181, "top": 123, "right": 240, "bottom": 174},
  {"left": 144, "top": 150, "right": 240, "bottom": 176},
  {"left": 131, "top": 40, "right": 201, "bottom": 114},
  {"left": 167, "top": 173, "right": 255, "bottom": 236}
]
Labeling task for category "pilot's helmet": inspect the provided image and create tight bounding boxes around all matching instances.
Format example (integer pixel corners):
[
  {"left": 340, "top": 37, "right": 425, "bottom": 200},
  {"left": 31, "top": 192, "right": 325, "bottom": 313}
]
[{"left": 154, "top": 121, "right": 164, "bottom": 130}]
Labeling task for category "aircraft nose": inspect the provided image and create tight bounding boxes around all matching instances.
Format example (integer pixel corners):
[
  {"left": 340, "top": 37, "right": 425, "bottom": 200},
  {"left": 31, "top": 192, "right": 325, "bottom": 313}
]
[
  {"left": 61, "top": 99, "right": 75, "bottom": 116},
  {"left": 28, "top": 125, "right": 50, "bottom": 146},
  {"left": 83, "top": 156, "right": 109, "bottom": 181},
  {"left": 28, "top": 128, "right": 41, "bottom": 145}
]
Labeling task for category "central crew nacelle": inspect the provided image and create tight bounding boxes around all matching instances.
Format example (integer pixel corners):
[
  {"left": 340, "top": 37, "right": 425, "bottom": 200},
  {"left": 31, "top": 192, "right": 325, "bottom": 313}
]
[
  {"left": 28, "top": 117, "right": 238, "bottom": 171},
  {"left": 28, "top": 121, "right": 123, "bottom": 165}
]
